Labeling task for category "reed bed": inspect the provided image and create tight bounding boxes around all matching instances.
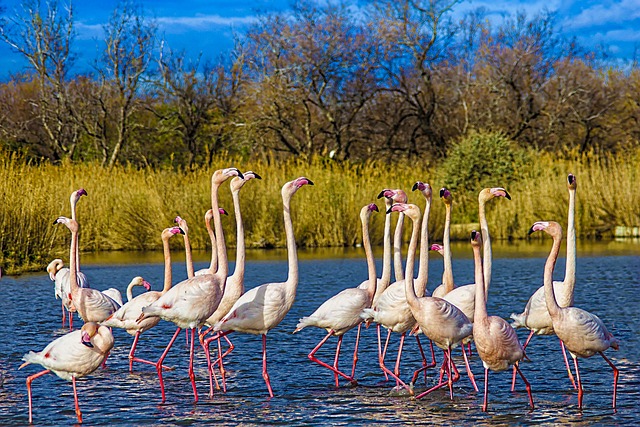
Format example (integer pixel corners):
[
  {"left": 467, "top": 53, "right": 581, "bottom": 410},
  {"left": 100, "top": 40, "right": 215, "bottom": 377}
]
[{"left": 1, "top": 149, "right": 638, "bottom": 274}]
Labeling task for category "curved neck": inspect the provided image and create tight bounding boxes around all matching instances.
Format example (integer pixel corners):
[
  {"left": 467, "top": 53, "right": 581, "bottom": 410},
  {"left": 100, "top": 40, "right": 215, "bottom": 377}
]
[
  {"left": 403, "top": 213, "right": 422, "bottom": 308},
  {"left": 362, "top": 213, "right": 377, "bottom": 302},
  {"left": 544, "top": 231, "right": 563, "bottom": 318},
  {"left": 161, "top": 234, "right": 173, "bottom": 294},
  {"left": 393, "top": 213, "right": 405, "bottom": 281},
  {"left": 126, "top": 282, "right": 136, "bottom": 302},
  {"left": 473, "top": 244, "right": 488, "bottom": 321},
  {"left": 564, "top": 187, "right": 576, "bottom": 290},
  {"left": 212, "top": 181, "right": 229, "bottom": 279},
  {"left": 442, "top": 203, "right": 454, "bottom": 292},
  {"left": 183, "top": 232, "right": 194, "bottom": 279},
  {"left": 205, "top": 214, "right": 218, "bottom": 273},
  {"left": 478, "top": 198, "right": 492, "bottom": 291},
  {"left": 415, "top": 197, "right": 431, "bottom": 296},
  {"left": 230, "top": 189, "right": 245, "bottom": 280},
  {"left": 283, "top": 192, "right": 299, "bottom": 295}
]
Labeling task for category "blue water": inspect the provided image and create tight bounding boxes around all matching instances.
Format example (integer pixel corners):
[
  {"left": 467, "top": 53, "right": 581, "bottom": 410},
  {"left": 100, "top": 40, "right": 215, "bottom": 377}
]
[{"left": 1, "top": 248, "right": 639, "bottom": 425}]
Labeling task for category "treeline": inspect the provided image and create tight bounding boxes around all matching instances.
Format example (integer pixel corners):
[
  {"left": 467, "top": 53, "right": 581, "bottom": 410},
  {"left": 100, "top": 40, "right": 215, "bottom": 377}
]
[{"left": 0, "top": 0, "right": 638, "bottom": 168}]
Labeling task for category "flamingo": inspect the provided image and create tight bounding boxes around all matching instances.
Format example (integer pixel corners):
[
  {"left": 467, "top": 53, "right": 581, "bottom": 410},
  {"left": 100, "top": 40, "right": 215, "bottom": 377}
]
[
  {"left": 48, "top": 188, "right": 90, "bottom": 329},
  {"left": 294, "top": 203, "right": 379, "bottom": 387},
  {"left": 469, "top": 230, "right": 534, "bottom": 412},
  {"left": 212, "top": 177, "right": 313, "bottom": 398},
  {"left": 361, "top": 184, "right": 435, "bottom": 393},
  {"left": 101, "top": 228, "right": 183, "bottom": 372},
  {"left": 201, "top": 171, "right": 261, "bottom": 396},
  {"left": 529, "top": 221, "right": 619, "bottom": 409},
  {"left": 19, "top": 322, "right": 114, "bottom": 424},
  {"left": 54, "top": 217, "right": 121, "bottom": 323},
  {"left": 389, "top": 203, "right": 476, "bottom": 400},
  {"left": 125, "top": 276, "right": 152, "bottom": 302},
  {"left": 194, "top": 208, "right": 229, "bottom": 277},
  {"left": 137, "top": 168, "right": 242, "bottom": 403},
  {"left": 511, "top": 174, "right": 578, "bottom": 390}
]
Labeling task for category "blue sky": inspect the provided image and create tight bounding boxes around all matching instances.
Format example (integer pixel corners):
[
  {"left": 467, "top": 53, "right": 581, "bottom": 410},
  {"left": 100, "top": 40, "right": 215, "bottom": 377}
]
[{"left": 1, "top": 0, "right": 639, "bottom": 79}]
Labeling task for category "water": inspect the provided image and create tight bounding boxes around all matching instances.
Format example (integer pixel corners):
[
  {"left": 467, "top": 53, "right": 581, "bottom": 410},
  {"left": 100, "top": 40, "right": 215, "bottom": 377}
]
[{"left": 1, "top": 243, "right": 639, "bottom": 425}]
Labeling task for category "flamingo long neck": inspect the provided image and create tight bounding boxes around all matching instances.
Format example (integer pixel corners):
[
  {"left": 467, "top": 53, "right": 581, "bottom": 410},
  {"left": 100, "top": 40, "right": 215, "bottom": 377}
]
[
  {"left": 563, "top": 186, "right": 576, "bottom": 293},
  {"left": 362, "top": 212, "right": 377, "bottom": 303},
  {"left": 161, "top": 234, "right": 173, "bottom": 294},
  {"left": 183, "top": 231, "right": 194, "bottom": 279},
  {"left": 211, "top": 180, "right": 229, "bottom": 280},
  {"left": 393, "top": 213, "right": 405, "bottom": 281},
  {"left": 544, "top": 230, "right": 563, "bottom": 318},
  {"left": 70, "top": 193, "right": 81, "bottom": 273},
  {"left": 478, "top": 197, "right": 492, "bottom": 298},
  {"left": 283, "top": 192, "right": 299, "bottom": 299},
  {"left": 415, "top": 196, "right": 431, "bottom": 297},
  {"left": 126, "top": 281, "right": 136, "bottom": 302},
  {"left": 472, "top": 244, "right": 488, "bottom": 322},
  {"left": 205, "top": 214, "right": 218, "bottom": 273},
  {"left": 442, "top": 203, "right": 454, "bottom": 293},
  {"left": 68, "top": 222, "right": 79, "bottom": 297},
  {"left": 230, "top": 188, "right": 245, "bottom": 281},
  {"left": 403, "top": 212, "right": 422, "bottom": 309},
  {"left": 379, "top": 202, "right": 392, "bottom": 289}
]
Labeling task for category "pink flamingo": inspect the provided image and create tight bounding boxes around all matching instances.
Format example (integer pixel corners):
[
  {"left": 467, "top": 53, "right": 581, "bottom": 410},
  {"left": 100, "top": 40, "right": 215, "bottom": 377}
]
[
  {"left": 137, "top": 167, "right": 242, "bottom": 403},
  {"left": 201, "top": 171, "right": 261, "bottom": 396},
  {"left": 19, "top": 322, "right": 114, "bottom": 424},
  {"left": 389, "top": 202, "right": 476, "bottom": 400},
  {"left": 294, "top": 203, "right": 379, "bottom": 387},
  {"left": 212, "top": 177, "right": 313, "bottom": 398},
  {"left": 470, "top": 229, "right": 534, "bottom": 411},
  {"left": 529, "top": 221, "right": 618, "bottom": 409},
  {"left": 101, "top": 227, "right": 183, "bottom": 372},
  {"left": 511, "top": 174, "right": 578, "bottom": 390},
  {"left": 194, "top": 208, "right": 229, "bottom": 277},
  {"left": 54, "top": 217, "right": 121, "bottom": 323}
]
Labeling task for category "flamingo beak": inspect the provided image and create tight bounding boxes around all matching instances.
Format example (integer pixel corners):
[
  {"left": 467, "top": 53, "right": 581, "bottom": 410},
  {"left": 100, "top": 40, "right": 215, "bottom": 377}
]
[{"left": 81, "top": 331, "right": 94, "bottom": 348}]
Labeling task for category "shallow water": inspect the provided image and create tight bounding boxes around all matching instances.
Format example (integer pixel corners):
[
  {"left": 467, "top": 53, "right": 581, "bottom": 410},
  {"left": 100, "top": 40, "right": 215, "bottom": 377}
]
[{"left": 1, "top": 243, "right": 639, "bottom": 425}]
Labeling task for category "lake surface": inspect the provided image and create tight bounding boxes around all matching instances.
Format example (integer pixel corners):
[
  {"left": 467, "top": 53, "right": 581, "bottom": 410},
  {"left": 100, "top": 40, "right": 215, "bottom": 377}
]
[{"left": 1, "top": 242, "right": 639, "bottom": 425}]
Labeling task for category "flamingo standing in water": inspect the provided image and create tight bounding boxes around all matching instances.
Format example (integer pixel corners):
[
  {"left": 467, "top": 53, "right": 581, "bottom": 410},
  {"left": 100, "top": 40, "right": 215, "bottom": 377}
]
[
  {"left": 389, "top": 202, "right": 476, "bottom": 400},
  {"left": 212, "top": 177, "right": 313, "bottom": 398},
  {"left": 470, "top": 230, "right": 534, "bottom": 412},
  {"left": 54, "top": 217, "right": 121, "bottom": 323},
  {"left": 529, "top": 221, "right": 619, "bottom": 409},
  {"left": 19, "top": 322, "right": 114, "bottom": 424},
  {"left": 511, "top": 174, "right": 578, "bottom": 390},
  {"left": 138, "top": 167, "right": 242, "bottom": 403},
  {"left": 48, "top": 188, "right": 90, "bottom": 329},
  {"left": 201, "top": 171, "right": 261, "bottom": 396},
  {"left": 101, "top": 227, "right": 183, "bottom": 372},
  {"left": 295, "top": 203, "right": 379, "bottom": 387}
]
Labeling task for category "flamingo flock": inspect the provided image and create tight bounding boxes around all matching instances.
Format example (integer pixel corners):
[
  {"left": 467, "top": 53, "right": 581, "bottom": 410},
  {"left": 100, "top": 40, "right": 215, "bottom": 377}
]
[{"left": 18, "top": 171, "right": 621, "bottom": 423}]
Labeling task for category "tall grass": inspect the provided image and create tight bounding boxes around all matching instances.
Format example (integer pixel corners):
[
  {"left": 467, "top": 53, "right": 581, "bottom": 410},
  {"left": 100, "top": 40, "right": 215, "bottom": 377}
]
[{"left": 1, "top": 149, "right": 638, "bottom": 274}]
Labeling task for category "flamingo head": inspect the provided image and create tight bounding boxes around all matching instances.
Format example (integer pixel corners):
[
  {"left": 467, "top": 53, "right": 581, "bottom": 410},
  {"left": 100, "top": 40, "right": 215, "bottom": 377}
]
[
  {"left": 430, "top": 243, "right": 444, "bottom": 255},
  {"left": 174, "top": 216, "right": 189, "bottom": 234},
  {"left": 387, "top": 203, "right": 420, "bottom": 221},
  {"left": 412, "top": 182, "right": 432, "bottom": 200},
  {"left": 80, "top": 322, "right": 99, "bottom": 348},
  {"left": 470, "top": 230, "right": 482, "bottom": 247},
  {"left": 54, "top": 216, "right": 78, "bottom": 232},
  {"left": 567, "top": 173, "right": 577, "bottom": 190},
  {"left": 213, "top": 168, "right": 244, "bottom": 185},
  {"left": 163, "top": 226, "right": 184, "bottom": 240},
  {"left": 479, "top": 187, "right": 511, "bottom": 203},
  {"left": 528, "top": 221, "right": 562, "bottom": 238},
  {"left": 142, "top": 279, "right": 151, "bottom": 291},
  {"left": 76, "top": 188, "right": 88, "bottom": 197},
  {"left": 219, "top": 208, "right": 228, "bottom": 215},
  {"left": 283, "top": 177, "right": 314, "bottom": 198},
  {"left": 231, "top": 170, "right": 261, "bottom": 191},
  {"left": 367, "top": 203, "right": 379, "bottom": 213},
  {"left": 377, "top": 188, "right": 408, "bottom": 204},
  {"left": 46, "top": 259, "right": 64, "bottom": 281},
  {"left": 439, "top": 187, "right": 452, "bottom": 205}
]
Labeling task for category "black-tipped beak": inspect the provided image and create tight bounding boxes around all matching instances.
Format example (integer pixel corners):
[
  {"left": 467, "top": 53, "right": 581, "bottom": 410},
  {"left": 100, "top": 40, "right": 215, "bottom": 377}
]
[
  {"left": 568, "top": 174, "right": 575, "bottom": 185},
  {"left": 307, "top": 179, "right": 314, "bottom": 185},
  {"left": 439, "top": 188, "right": 445, "bottom": 197},
  {"left": 253, "top": 172, "right": 262, "bottom": 180},
  {"left": 52, "top": 219, "right": 58, "bottom": 225},
  {"left": 377, "top": 190, "right": 385, "bottom": 199},
  {"left": 236, "top": 170, "right": 244, "bottom": 180},
  {"left": 527, "top": 226, "right": 535, "bottom": 236},
  {"left": 504, "top": 191, "right": 512, "bottom": 200},
  {"left": 386, "top": 207, "right": 393, "bottom": 214},
  {"left": 178, "top": 227, "right": 185, "bottom": 235},
  {"left": 411, "top": 183, "right": 419, "bottom": 192},
  {"left": 471, "top": 230, "right": 478, "bottom": 240},
  {"left": 81, "top": 338, "right": 94, "bottom": 348}
]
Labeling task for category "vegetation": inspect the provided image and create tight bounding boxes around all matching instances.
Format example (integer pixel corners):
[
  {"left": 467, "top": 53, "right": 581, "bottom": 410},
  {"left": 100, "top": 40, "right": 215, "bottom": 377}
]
[{"left": 1, "top": 149, "right": 638, "bottom": 274}]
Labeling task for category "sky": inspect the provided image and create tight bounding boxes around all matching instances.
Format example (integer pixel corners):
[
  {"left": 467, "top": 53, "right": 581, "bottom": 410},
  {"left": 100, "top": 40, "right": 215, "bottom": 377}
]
[{"left": 0, "top": 0, "right": 639, "bottom": 79}]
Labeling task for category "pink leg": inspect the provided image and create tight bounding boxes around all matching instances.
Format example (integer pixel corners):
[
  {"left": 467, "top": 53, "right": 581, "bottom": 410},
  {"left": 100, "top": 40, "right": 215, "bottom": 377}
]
[
  {"left": 217, "top": 335, "right": 227, "bottom": 393},
  {"left": 156, "top": 327, "right": 181, "bottom": 403},
  {"left": 351, "top": 323, "right": 362, "bottom": 380},
  {"left": 461, "top": 345, "right": 478, "bottom": 391},
  {"left": 514, "top": 363, "right": 534, "bottom": 410},
  {"left": 333, "top": 336, "right": 343, "bottom": 387},
  {"left": 72, "top": 376, "right": 82, "bottom": 424},
  {"left": 560, "top": 339, "right": 577, "bottom": 389},
  {"left": 377, "top": 325, "right": 389, "bottom": 381},
  {"left": 467, "top": 342, "right": 472, "bottom": 357},
  {"left": 25, "top": 369, "right": 50, "bottom": 424},
  {"left": 308, "top": 331, "right": 355, "bottom": 384},
  {"left": 410, "top": 337, "right": 437, "bottom": 387},
  {"left": 512, "top": 330, "right": 535, "bottom": 391},
  {"left": 380, "top": 329, "right": 392, "bottom": 381},
  {"left": 573, "top": 355, "right": 583, "bottom": 409},
  {"left": 414, "top": 350, "right": 459, "bottom": 400},
  {"left": 69, "top": 310, "right": 73, "bottom": 331},
  {"left": 599, "top": 351, "right": 618, "bottom": 410},
  {"left": 188, "top": 328, "right": 198, "bottom": 403},
  {"left": 379, "top": 333, "right": 410, "bottom": 391},
  {"left": 61, "top": 302, "right": 66, "bottom": 327},
  {"left": 446, "top": 347, "right": 454, "bottom": 399},
  {"left": 129, "top": 332, "right": 173, "bottom": 372},
  {"left": 482, "top": 368, "right": 490, "bottom": 412},
  {"left": 262, "top": 334, "right": 274, "bottom": 398}
]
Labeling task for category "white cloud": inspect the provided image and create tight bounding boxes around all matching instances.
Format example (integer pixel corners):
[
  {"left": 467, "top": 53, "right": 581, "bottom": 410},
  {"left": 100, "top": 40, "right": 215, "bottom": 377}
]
[
  {"left": 564, "top": 0, "right": 640, "bottom": 30},
  {"left": 156, "top": 14, "right": 258, "bottom": 30}
]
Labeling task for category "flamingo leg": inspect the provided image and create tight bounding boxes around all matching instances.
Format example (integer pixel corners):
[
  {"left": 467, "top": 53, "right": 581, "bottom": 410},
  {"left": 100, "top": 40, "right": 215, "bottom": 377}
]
[
  {"left": 410, "top": 337, "right": 437, "bottom": 388},
  {"left": 262, "top": 334, "right": 274, "bottom": 398},
  {"left": 572, "top": 355, "right": 583, "bottom": 409},
  {"left": 308, "top": 331, "right": 355, "bottom": 384},
  {"left": 61, "top": 302, "right": 66, "bottom": 327},
  {"left": 128, "top": 331, "right": 173, "bottom": 372},
  {"left": 379, "top": 332, "right": 410, "bottom": 392},
  {"left": 350, "top": 323, "right": 362, "bottom": 380},
  {"left": 376, "top": 324, "right": 389, "bottom": 381},
  {"left": 72, "top": 376, "right": 82, "bottom": 424},
  {"left": 599, "top": 351, "right": 618, "bottom": 410},
  {"left": 461, "top": 345, "right": 478, "bottom": 392},
  {"left": 467, "top": 342, "right": 472, "bottom": 357},
  {"left": 69, "top": 310, "right": 73, "bottom": 331},
  {"left": 220, "top": 334, "right": 235, "bottom": 360},
  {"left": 333, "top": 336, "right": 343, "bottom": 387},
  {"left": 414, "top": 351, "right": 456, "bottom": 400},
  {"left": 200, "top": 331, "right": 217, "bottom": 398},
  {"left": 514, "top": 363, "right": 534, "bottom": 410},
  {"left": 560, "top": 339, "right": 577, "bottom": 389},
  {"left": 217, "top": 335, "right": 227, "bottom": 393},
  {"left": 512, "top": 330, "right": 536, "bottom": 391},
  {"left": 25, "top": 369, "right": 50, "bottom": 423},
  {"left": 188, "top": 328, "right": 198, "bottom": 403},
  {"left": 156, "top": 327, "right": 181, "bottom": 403},
  {"left": 482, "top": 368, "right": 490, "bottom": 412},
  {"left": 380, "top": 329, "right": 392, "bottom": 381},
  {"left": 447, "top": 347, "right": 454, "bottom": 399}
]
